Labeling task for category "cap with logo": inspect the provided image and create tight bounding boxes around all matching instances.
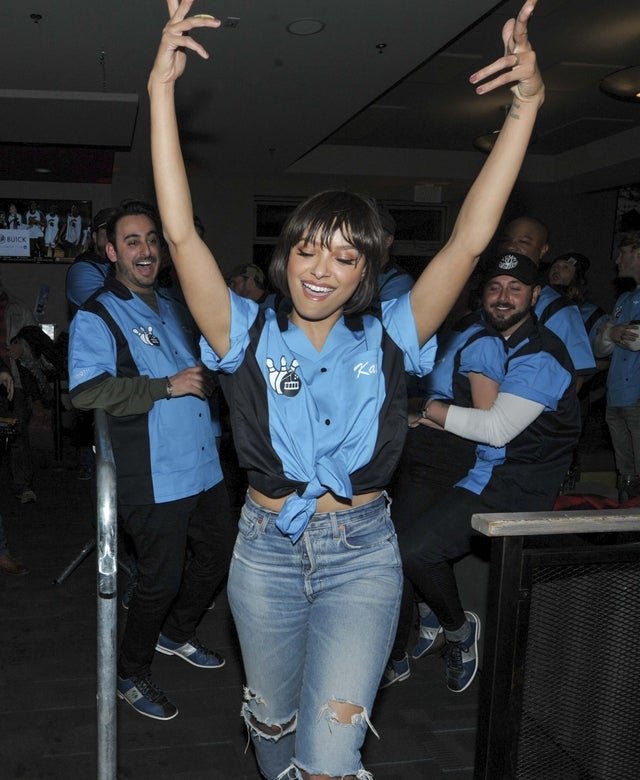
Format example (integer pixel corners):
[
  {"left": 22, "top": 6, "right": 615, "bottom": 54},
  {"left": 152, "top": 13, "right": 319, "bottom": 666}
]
[
  {"left": 482, "top": 252, "right": 539, "bottom": 286},
  {"left": 550, "top": 252, "right": 590, "bottom": 277},
  {"left": 92, "top": 208, "right": 116, "bottom": 233},
  {"left": 227, "top": 263, "right": 265, "bottom": 287}
]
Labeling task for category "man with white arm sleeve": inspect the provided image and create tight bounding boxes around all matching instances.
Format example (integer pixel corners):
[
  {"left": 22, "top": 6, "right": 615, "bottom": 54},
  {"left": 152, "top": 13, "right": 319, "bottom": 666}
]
[{"left": 393, "top": 251, "right": 581, "bottom": 694}]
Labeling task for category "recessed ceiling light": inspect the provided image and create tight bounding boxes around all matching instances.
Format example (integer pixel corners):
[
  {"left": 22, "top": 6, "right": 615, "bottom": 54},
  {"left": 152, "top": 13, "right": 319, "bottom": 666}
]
[
  {"left": 600, "top": 66, "right": 640, "bottom": 103},
  {"left": 473, "top": 105, "right": 511, "bottom": 153},
  {"left": 35, "top": 167, "right": 52, "bottom": 174},
  {"left": 286, "top": 19, "right": 325, "bottom": 36},
  {"left": 473, "top": 130, "right": 501, "bottom": 154}
]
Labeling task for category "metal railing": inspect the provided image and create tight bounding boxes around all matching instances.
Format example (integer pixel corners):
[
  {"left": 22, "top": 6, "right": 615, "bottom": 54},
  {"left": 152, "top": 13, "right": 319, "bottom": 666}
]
[{"left": 94, "top": 409, "right": 118, "bottom": 780}]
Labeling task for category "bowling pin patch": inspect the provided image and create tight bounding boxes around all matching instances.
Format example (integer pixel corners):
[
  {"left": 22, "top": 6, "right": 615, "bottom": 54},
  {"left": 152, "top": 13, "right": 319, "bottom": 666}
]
[{"left": 266, "top": 356, "right": 302, "bottom": 397}]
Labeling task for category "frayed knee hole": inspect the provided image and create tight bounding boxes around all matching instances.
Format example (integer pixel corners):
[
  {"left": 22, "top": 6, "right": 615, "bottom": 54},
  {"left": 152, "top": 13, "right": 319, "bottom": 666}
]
[
  {"left": 327, "top": 700, "right": 363, "bottom": 724},
  {"left": 249, "top": 712, "right": 295, "bottom": 738}
]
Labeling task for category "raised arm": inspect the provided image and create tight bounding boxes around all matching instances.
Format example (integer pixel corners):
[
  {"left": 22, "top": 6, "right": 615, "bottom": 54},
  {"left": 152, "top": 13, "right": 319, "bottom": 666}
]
[
  {"left": 411, "top": 0, "right": 544, "bottom": 344},
  {"left": 148, "top": 0, "right": 231, "bottom": 357}
]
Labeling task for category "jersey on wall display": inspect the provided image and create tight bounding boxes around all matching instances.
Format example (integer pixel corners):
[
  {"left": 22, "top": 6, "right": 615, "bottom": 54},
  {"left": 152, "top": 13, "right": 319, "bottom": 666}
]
[{"left": 0, "top": 199, "right": 92, "bottom": 261}]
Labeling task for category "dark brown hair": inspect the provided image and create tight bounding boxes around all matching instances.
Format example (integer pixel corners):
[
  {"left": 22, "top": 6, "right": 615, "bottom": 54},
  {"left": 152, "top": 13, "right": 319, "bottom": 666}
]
[
  {"left": 619, "top": 231, "right": 640, "bottom": 251},
  {"left": 106, "top": 200, "right": 162, "bottom": 246},
  {"left": 269, "top": 190, "right": 385, "bottom": 315}
]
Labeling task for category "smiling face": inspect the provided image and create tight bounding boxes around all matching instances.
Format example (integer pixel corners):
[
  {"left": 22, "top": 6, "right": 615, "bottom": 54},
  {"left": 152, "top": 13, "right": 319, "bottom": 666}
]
[
  {"left": 106, "top": 214, "right": 160, "bottom": 294},
  {"left": 497, "top": 217, "right": 549, "bottom": 265},
  {"left": 269, "top": 191, "right": 384, "bottom": 327},
  {"left": 287, "top": 227, "right": 366, "bottom": 329},
  {"left": 483, "top": 275, "right": 540, "bottom": 337}
]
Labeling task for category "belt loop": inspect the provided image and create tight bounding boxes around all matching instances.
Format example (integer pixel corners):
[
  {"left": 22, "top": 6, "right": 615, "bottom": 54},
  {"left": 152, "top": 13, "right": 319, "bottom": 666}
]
[
  {"left": 382, "top": 489, "right": 392, "bottom": 514},
  {"left": 328, "top": 511, "right": 340, "bottom": 538}
]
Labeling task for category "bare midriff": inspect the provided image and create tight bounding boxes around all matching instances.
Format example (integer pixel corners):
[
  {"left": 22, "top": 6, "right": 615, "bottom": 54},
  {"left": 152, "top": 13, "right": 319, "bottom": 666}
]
[{"left": 248, "top": 487, "right": 382, "bottom": 514}]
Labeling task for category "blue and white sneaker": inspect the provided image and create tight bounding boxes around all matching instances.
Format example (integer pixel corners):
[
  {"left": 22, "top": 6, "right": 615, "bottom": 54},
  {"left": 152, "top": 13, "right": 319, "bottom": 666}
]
[
  {"left": 443, "top": 610, "right": 481, "bottom": 693},
  {"left": 156, "top": 633, "right": 225, "bottom": 669},
  {"left": 380, "top": 654, "right": 411, "bottom": 689},
  {"left": 411, "top": 604, "right": 444, "bottom": 659},
  {"left": 117, "top": 674, "right": 178, "bottom": 720}
]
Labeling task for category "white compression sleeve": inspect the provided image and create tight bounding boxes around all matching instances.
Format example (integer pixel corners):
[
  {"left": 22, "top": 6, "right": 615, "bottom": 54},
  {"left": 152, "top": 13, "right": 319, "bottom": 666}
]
[{"left": 444, "top": 392, "right": 546, "bottom": 447}]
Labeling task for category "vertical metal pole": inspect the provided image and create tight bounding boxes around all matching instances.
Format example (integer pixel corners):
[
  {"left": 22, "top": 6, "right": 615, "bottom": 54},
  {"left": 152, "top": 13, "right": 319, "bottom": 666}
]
[
  {"left": 52, "top": 377, "right": 63, "bottom": 463},
  {"left": 94, "top": 409, "right": 118, "bottom": 780}
]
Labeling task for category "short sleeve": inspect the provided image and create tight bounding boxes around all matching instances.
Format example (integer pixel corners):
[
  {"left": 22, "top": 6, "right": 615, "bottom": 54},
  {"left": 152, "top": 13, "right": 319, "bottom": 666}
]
[
  {"left": 500, "top": 351, "right": 572, "bottom": 411},
  {"left": 381, "top": 291, "right": 437, "bottom": 376},
  {"left": 199, "top": 290, "right": 259, "bottom": 373}
]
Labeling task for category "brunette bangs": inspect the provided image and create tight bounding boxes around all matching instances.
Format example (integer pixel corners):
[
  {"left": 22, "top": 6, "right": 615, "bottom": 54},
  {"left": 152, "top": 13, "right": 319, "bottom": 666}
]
[{"left": 269, "top": 190, "right": 386, "bottom": 314}]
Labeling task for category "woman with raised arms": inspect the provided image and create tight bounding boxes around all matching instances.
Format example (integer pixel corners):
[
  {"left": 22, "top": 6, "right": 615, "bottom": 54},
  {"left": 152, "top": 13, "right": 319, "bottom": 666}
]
[{"left": 148, "top": 2, "right": 544, "bottom": 778}]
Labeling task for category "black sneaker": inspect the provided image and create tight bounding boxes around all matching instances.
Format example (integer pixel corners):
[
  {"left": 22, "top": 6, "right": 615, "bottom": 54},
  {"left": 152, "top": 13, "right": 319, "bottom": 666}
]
[
  {"left": 116, "top": 674, "right": 178, "bottom": 720},
  {"left": 443, "top": 610, "right": 481, "bottom": 693}
]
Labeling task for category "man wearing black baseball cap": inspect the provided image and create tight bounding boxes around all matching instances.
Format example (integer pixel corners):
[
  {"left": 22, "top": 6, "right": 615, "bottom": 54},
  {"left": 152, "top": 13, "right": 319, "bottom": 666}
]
[
  {"left": 481, "top": 251, "right": 540, "bottom": 336},
  {"left": 92, "top": 207, "right": 114, "bottom": 234},
  {"left": 388, "top": 251, "right": 580, "bottom": 695}
]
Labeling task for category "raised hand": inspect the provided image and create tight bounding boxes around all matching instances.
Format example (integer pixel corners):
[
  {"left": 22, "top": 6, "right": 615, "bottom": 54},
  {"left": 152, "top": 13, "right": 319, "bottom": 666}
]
[
  {"left": 149, "top": 0, "right": 220, "bottom": 87},
  {"left": 470, "top": 0, "right": 544, "bottom": 105}
]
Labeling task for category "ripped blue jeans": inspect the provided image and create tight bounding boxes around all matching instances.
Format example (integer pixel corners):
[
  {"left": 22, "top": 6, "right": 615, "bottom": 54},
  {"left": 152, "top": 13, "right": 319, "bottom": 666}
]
[{"left": 228, "top": 492, "right": 402, "bottom": 780}]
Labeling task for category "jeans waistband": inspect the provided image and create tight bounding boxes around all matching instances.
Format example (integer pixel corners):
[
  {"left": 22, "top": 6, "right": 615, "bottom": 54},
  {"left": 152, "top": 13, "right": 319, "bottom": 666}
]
[{"left": 243, "top": 490, "right": 389, "bottom": 529}]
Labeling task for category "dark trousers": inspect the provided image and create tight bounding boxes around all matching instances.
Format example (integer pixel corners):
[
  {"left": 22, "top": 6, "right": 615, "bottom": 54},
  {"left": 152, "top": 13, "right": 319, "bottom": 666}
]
[
  {"left": 0, "top": 388, "right": 34, "bottom": 494},
  {"left": 389, "top": 426, "right": 478, "bottom": 658},
  {"left": 392, "top": 486, "right": 490, "bottom": 658},
  {"left": 118, "top": 480, "right": 234, "bottom": 679}
]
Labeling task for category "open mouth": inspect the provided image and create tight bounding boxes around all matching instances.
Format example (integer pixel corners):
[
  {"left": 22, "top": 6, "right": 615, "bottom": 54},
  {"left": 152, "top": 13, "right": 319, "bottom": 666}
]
[{"left": 302, "top": 281, "right": 333, "bottom": 298}]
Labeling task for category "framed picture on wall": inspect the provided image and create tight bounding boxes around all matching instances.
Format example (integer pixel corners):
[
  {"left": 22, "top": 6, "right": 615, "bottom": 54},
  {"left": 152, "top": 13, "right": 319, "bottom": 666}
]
[
  {"left": 253, "top": 197, "right": 447, "bottom": 277},
  {"left": 0, "top": 198, "right": 92, "bottom": 261},
  {"left": 612, "top": 185, "right": 640, "bottom": 295},
  {"left": 614, "top": 185, "right": 640, "bottom": 237}
]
